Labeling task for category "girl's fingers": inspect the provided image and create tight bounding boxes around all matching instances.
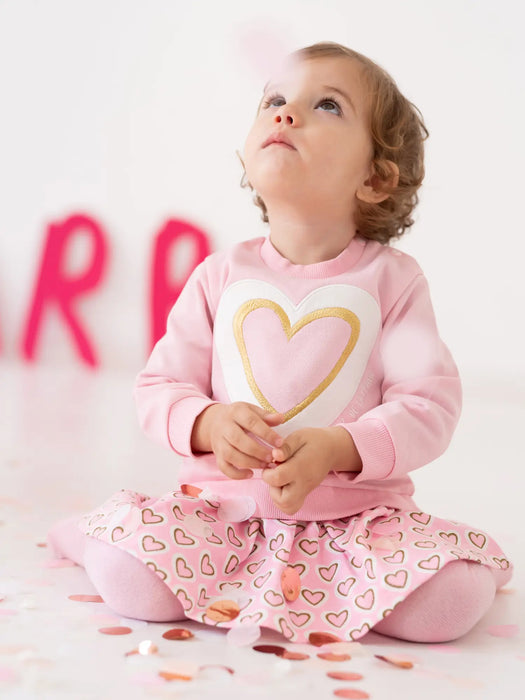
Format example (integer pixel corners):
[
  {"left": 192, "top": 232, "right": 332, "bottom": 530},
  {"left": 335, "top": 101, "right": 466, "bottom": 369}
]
[
  {"left": 219, "top": 460, "right": 254, "bottom": 480},
  {"left": 228, "top": 424, "right": 273, "bottom": 463},
  {"left": 221, "top": 439, "right": 268, "bottom": 471},
  {"left": 238, "top": 406, "right": 284, "bottom": 447}
]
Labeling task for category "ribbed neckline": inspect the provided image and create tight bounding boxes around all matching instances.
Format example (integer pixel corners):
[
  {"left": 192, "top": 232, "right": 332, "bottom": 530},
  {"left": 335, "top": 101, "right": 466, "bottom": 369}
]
[{"left": 259, "top": 235, "right": 367, "bottom": 278}]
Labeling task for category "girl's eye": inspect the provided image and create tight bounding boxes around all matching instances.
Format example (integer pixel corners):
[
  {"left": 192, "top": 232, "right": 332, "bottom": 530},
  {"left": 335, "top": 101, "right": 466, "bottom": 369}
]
[
  {"left": 316, "top": 98, "right": 342, "bottom": 115},
  {"left": 262, "top": 93, "right": 285, "bottom": 109}
]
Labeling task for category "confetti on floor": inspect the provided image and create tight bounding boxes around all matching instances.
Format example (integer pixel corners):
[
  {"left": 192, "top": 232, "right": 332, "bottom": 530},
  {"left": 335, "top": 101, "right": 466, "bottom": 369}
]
[
  {"left": 98, "top": 626, "right": 133, "bottom": 635},
  {"left": 1, "top": 362, "right": 523, "bottom": 699}
]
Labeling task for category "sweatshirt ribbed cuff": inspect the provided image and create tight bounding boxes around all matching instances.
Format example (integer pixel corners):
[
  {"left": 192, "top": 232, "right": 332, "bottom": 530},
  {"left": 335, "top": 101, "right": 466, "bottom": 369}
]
[
  {"left": 167, "top": 397, "right": 219, "bottom": 457},
  {"left": 335, "top": 418, "right": 396, "bottom": 482}
]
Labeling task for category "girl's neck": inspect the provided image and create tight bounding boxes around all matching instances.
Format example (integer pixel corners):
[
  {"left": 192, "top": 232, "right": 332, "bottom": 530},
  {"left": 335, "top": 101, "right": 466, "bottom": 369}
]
[{"left": 267, "top": 207, "right": 357, "bottom": 265}]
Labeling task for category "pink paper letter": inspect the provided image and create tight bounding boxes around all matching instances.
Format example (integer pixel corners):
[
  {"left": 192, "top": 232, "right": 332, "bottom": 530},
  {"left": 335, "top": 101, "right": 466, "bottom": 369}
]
[
  {"left": 150, "top": 219, "right": 210, "bottom": 349},
  {"left": 22, "top": 213, "right": 108, "bottom": 366}
]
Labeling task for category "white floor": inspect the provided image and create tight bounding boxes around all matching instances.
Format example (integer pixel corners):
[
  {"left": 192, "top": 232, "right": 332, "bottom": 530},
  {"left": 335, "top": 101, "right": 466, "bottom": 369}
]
[{"left": 1, "top": 360, "right": 524, "bottom": 699}]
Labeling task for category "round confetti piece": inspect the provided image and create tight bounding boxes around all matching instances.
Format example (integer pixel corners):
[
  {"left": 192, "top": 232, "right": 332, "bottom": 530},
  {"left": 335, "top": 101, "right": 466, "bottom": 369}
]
[
  {"left": 253, "top": 644, "right": 286, "bottom": 656},
  {"left": 281, "top": 566, "right": 301, "bottom": 602},
  {"left": 282, "top": 651, "right": 310, "bottom": 660},
  {"left": 159, "top": 671, "right": 192, "bottom": 682},
  {"left": 199, "top": 664, "right": 235, "bottom": 675},
  {"left": 327, "top": 672, "right": 364, "bottom": 681},
  {"left": 162, "top": 628, "right": 194, "bottom": 640},
  {"left": 98, "top": 626, "right": 132, "bottom": 635},
  {"left": 180, "top": 484, "right": 202, "bottom": 498},
  {"left": 333, "top": 690, "right": 369, "bottom": 699},
  {"left": 318, "top": 653, "right": 352, "bottom": 662},
  {"left": 375, "top": 654, "right": 413, "bottom": 669},
  {"left": 68, "top": 594, "right": 104, "bottom": 603},
  {"left": 206, "top": 599, "right": 240, "bottom": 622},
  {"left": 138, "top": 640, "right": 158, "bottom": 655},
  {"left": 309, "top": 632, "right": 343, "bottom": 646}
]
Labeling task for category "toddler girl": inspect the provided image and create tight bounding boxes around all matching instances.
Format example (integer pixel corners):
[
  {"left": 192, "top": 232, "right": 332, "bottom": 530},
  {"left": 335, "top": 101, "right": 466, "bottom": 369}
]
[{"left": 49, "top": 42, "right": 512, "bottom": 644}]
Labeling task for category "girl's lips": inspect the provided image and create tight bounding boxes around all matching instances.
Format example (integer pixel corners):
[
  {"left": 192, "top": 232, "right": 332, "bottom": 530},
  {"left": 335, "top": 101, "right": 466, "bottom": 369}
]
[
  {"left": 266, "top": 141, "right": 295, "bottom": 150},
  {"left": 262, "top": 134, "right": 296, "bottom": 150}
]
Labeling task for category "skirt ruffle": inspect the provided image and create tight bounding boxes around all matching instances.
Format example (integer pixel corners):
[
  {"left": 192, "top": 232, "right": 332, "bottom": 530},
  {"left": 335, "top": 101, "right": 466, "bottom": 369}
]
[{"left": 77, "top": 485, "right": 512, "bottom": 643}]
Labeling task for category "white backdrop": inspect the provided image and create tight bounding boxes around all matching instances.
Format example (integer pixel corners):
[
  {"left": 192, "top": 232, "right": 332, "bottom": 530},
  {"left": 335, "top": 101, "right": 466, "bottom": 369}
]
[{"left": 1, "top": 0, "right": 524, "bottom": 389}]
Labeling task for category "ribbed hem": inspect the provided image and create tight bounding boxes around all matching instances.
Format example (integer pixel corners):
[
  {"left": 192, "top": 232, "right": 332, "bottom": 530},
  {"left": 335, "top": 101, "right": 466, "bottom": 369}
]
[
  {"left": 192, "top": 477, "right": 416, "bottom": 521},
  {"left": 259, "top": 235, "right": 366, "bottom": 278},
  {"left": 167, "top": 397, "right": 219, "bottom": 457},
  {"left": 336, "top": 419, "right": 396, "bottom": 482}
]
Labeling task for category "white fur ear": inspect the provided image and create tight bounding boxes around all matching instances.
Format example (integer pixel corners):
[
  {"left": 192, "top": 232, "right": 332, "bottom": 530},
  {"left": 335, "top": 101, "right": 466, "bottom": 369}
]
[{"left": 356, "top": 160, "right": 399, "bottom": 204}]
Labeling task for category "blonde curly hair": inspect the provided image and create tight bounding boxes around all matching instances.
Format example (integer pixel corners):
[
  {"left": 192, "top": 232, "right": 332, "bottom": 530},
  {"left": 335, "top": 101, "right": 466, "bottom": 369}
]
[{"left": 241, "top": 42, "right": 428, "bottom": 245}]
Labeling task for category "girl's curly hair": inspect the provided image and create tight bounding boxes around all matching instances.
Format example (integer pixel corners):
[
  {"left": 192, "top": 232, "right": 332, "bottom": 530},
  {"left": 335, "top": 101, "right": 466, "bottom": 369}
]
[{"left": 241, "top": 42, "right": 429, "bottom": 245}]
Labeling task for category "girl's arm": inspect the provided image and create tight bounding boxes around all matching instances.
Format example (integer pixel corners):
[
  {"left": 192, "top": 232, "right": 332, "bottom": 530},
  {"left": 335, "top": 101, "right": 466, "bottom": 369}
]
[
  {"left": 134, "top": 260, "right": 284, "bottom": 471},
  {"left": 134, "top": 261, "right": 219, "bottom": 457},
  {"left": 334, "top": 272, "right": 462, "bottom": 484}
]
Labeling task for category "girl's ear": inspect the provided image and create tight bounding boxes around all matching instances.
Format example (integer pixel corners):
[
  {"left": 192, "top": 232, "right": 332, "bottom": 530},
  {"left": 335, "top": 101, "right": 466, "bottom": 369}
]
[{"left": 356, "top": 159, "right": 400, "bottom": 204}]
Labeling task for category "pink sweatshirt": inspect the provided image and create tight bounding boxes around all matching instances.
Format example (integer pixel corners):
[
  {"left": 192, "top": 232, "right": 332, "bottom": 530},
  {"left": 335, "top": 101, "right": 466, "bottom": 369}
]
[{"left": 135, "top": 235, "right": 462, "bottom": 521}]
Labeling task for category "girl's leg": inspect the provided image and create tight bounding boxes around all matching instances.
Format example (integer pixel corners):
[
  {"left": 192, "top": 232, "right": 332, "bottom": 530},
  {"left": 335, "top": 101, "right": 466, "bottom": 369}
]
[
  {"left": 48, "top": 518, "right": 186, "bottom": 622},
  {"left": 372, "top": 560, "right": 501, "bottom": 643}
]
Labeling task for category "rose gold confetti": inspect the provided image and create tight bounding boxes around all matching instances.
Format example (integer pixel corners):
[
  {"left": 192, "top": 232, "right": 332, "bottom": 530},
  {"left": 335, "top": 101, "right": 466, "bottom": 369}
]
[
  {"left": 98, "top": 626, "right": 132, "bottom": 635},
  {"left": 138, "top": 640, "right": 158, "bottom": 655},
  {"left": 199, "top": 664, "right": 235, "bottom": 675},
  {"left": 253, "top": 644, "right": 286, "bottom": 656},
  {"left": 206, "top": 599, "right": 240, "bottom": 622},
  {"left": 36, "top": 542, "right": 47, "bottom": 548},
  {"left": 162, "top": 627, "right": 194, "bottom": 640},
  {"left": 126, "top": 640, "right": 158, "bottom": 657},
  {"left": 333, "top": 690, "right": 369, "bottom": 699},
  {"left": 159, "top": 659, "right": 198, "bottom": 680},
  {"left": 487, "top": 624, "right": 519, "bottom": 638},
  {"left": 43, "top": 558, "right": 77, "bottom": 568},
  {"left": 68, "top": 594, "right": 104, "bottom": 603},
  {"left": 309, "top": 632, "right": 343, "bottom": 646},
  {"left": 375, "top": 654, "right": 413, "bottom": 669},
  {"left": 318, "top": 653, "right": 352, "bottom": 662},
  {"left": 281, "top": 566, "right": 301, "bottom": 602},
  {"left": 327, "top": 672, "right": 363, "bottom": 681},
  {"left": 159, "top": 671, "right": 192, "bottom": 682},
  {"left": 497, "top": 587, "right": 516, "bottom": 595},
  {"left": 282, "top": 650, "right": 310, "bottom": 660},
  {"left": 180, "top": 484, "right": 202, "bottom": 498}
]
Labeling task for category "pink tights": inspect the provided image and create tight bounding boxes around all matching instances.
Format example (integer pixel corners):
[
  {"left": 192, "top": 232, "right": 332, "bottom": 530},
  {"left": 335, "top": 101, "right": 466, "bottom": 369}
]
[{"left": 48, "top": 517, "right": 511, "bottom": 643}]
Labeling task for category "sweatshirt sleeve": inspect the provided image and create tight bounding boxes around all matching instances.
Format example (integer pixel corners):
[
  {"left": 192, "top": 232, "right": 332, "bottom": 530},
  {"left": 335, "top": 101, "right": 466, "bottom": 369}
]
[
  {"left": 134, "top": 260, "right": 219, "bottom": 457},
  {"left": 335, "top": 272, "right": 462, "bottom": 483}
]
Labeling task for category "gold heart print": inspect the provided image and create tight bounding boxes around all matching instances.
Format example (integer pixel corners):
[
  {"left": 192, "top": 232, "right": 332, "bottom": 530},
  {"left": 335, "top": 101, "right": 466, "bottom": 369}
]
[{"left": 233, "top": 299, "right": 360, "bottom": 422}]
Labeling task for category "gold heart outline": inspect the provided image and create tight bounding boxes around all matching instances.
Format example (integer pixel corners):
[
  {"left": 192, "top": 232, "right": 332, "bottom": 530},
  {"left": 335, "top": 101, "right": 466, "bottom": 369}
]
[{"left": 233, "top": 298, "right": 360, "bottom": 422}]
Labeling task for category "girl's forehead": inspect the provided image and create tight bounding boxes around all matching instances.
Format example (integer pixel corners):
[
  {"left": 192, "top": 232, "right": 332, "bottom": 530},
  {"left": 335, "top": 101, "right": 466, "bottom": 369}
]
[{"left": 264, "top": 55, "right": 365, "bottom": 97}]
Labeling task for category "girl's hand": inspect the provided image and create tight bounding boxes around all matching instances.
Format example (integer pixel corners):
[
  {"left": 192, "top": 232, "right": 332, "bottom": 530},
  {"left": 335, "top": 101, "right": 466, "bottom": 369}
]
[
  {"left": 261, "top": 427, "right": 362, "bottom": 515},
  {"left": 191, "top": 402, "right": 284, "bottom": 480}
]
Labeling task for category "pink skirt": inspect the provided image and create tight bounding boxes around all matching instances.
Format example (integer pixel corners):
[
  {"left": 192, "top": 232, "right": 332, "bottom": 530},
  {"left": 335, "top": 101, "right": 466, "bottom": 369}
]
[{"left": 77, "top": 485, "right": 512, "bottom": 643}]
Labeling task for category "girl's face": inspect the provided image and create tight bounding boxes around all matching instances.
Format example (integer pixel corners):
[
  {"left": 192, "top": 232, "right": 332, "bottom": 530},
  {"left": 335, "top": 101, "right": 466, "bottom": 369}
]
[{"left": 243, "top": 55, "right": 374, "bottom": 222}]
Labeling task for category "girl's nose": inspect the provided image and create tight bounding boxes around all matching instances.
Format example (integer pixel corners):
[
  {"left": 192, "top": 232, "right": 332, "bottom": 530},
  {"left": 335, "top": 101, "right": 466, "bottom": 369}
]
[
  {"left": 274, "top": 113, "right": 294, "bottom": 125},
  {"left": 274, "top": 104, "right": 297, "bottom": 126}
]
